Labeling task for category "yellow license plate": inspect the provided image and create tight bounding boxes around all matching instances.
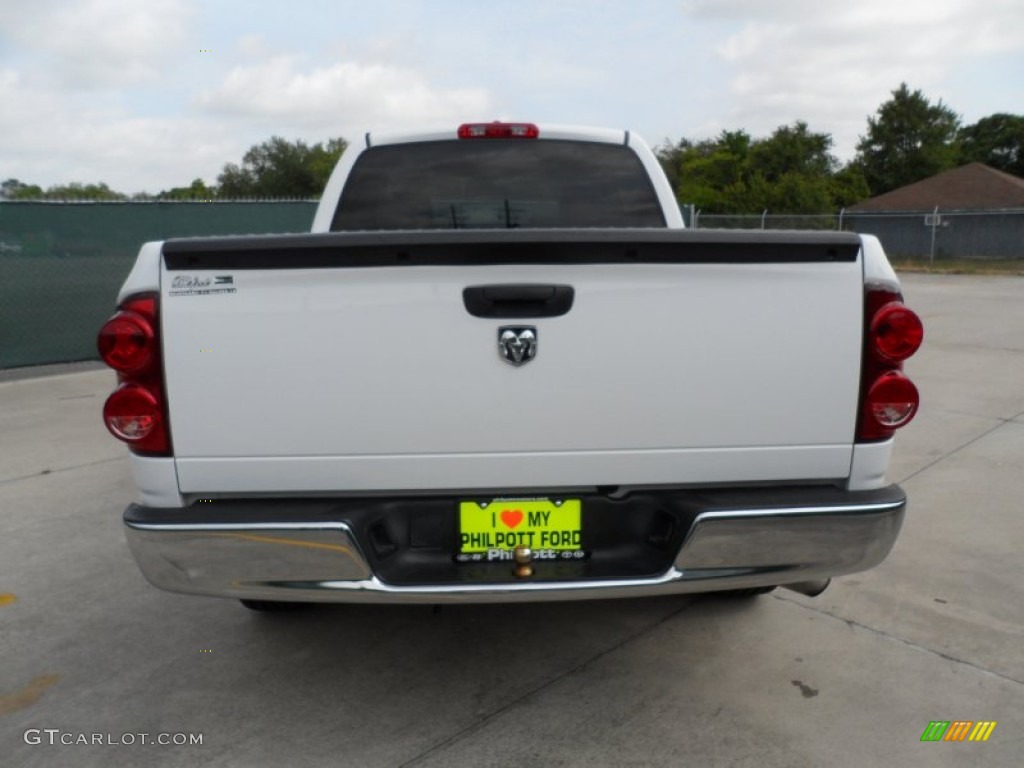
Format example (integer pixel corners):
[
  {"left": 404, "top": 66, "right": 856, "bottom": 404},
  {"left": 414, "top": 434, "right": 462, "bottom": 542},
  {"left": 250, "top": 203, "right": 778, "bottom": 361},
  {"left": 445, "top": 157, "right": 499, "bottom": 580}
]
[{"left": 458, "top": 498, "right": 582, "bottom": 556}]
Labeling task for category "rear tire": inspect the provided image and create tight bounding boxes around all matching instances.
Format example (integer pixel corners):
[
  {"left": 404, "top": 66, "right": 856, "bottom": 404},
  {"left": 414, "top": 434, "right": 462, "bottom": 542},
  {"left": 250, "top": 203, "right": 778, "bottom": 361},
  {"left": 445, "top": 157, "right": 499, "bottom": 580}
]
[
  {"left": 239, "top": 599, "right": 305, "bottom": 612},
  {"left": 721, "top": 586, "right": 776, "bottom": 598}
]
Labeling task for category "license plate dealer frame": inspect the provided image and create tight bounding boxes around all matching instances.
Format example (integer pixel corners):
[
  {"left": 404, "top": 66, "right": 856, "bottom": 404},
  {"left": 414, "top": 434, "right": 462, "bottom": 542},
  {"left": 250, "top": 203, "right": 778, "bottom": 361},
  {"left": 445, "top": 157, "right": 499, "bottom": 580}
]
[{"left": 457, "top": 498, "right": 584, "bottom": 563}]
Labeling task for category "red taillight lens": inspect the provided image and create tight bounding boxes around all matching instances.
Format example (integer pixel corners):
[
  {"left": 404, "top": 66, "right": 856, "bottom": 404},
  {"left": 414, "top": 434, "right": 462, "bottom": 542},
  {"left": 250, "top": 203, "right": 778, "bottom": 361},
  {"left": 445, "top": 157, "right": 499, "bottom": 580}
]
[
  {"left": 103, "top": 383, "right": 168, "bottom": 453},
  {"left": 866, "top": 371, "right": 919, "bottom": 429},
  {"left": 458, "top": 122, "right": 540, "bottom": 139},
  {"left": 871, "top": 302, "right": 923, "bottom": 363},
  {"left": 856, "top": 285, "right": 924, "bottom": 442},
  {"left": 97, "top": 311, "right": 154, "bottom": 373},
  {"left": 98, "top": 292, "right": 171, "bottom": 456}
]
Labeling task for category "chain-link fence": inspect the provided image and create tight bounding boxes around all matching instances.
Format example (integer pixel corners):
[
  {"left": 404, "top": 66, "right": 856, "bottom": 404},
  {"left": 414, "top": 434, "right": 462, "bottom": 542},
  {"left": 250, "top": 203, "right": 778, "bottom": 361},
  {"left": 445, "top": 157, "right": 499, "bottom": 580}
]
[
  {"left": 692, "top": 213, "right": 840, "bottom": 231},
  {"left": 843, "top": 210, "right": 1024, "bottom": 261},
  {"left": 0, "top": 201, "right": 317, "bottom": 369},
  {"left": 691, "top": 208, "right": 1024, "bottom": 261}
]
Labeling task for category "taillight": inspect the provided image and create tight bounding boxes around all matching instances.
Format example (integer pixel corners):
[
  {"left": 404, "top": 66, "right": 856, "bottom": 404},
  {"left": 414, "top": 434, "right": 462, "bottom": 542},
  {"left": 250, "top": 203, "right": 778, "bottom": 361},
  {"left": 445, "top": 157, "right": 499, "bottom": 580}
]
[
  {"left": 103, "top": 384, "right": 164, "bottom": 449},
  {"left": 870, "top": 302, "right": 923, "bottom": 363},
  {"left": 97, "top": 292, "right": 171, "bottom": 456},
  {"left": 97, "top": 311, "right": 154, "bottom": 373},
  {"left": 458, "top": 122, "right": 540, "bottom": 139},
  {"left": 857, "top": 286, "right": 924, "bottom": 441},
  {"left": 866, "top": 371, "right": 919, "bottom": 429}
]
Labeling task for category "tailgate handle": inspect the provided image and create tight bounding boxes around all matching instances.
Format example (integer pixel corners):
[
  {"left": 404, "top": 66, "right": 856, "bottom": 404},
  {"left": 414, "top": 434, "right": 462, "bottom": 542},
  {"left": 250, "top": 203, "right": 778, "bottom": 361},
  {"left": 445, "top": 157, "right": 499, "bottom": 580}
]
[{"left": 463, "top": 284, "right": 575, "bottom": 318}]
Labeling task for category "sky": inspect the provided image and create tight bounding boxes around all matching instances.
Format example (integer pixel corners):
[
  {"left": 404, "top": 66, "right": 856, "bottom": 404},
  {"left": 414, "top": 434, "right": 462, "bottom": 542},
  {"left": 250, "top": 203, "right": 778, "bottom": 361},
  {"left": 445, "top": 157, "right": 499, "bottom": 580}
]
[{"left": 1, "top": 0, "right": 1021, "bottom": 194}]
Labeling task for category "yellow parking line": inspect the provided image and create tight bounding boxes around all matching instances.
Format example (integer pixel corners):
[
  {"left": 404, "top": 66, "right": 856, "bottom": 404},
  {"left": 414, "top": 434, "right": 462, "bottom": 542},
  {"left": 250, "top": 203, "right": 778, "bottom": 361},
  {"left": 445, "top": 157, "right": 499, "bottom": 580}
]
[{"left": 0, "top": 674, "right": 61, "bottom": 716}]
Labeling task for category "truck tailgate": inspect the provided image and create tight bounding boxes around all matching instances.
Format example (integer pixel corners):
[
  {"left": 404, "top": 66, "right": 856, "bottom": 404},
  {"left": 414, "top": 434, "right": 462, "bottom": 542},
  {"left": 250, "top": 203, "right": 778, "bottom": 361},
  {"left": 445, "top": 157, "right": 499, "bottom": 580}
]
[{"left": 159, "top": 230, "right": 864, "bottom": 493}]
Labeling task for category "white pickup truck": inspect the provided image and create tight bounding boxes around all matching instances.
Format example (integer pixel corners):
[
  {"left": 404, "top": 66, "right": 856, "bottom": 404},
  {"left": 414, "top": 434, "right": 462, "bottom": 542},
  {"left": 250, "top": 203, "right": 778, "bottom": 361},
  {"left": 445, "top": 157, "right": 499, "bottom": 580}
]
[{"left": 98, "top": 122, "right": 923, "bottom": 610}]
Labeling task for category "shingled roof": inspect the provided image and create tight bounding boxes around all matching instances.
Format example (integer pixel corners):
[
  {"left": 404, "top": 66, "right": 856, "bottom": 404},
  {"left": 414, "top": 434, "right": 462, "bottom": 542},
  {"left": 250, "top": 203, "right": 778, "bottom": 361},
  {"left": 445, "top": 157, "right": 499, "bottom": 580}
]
[{"left": 848, "top": 163, "right": 1024, "bottom": 212}]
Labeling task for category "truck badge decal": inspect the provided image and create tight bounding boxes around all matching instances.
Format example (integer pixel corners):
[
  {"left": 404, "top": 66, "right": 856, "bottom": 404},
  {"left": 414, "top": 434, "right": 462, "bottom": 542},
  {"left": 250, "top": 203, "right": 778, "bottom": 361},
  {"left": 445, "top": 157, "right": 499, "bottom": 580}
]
[
  {"left": 168, "top": 275, "right": 237, "bottom": 297},
  {"left": 498, "top": 327, "right": 537, "bottom": 366}
]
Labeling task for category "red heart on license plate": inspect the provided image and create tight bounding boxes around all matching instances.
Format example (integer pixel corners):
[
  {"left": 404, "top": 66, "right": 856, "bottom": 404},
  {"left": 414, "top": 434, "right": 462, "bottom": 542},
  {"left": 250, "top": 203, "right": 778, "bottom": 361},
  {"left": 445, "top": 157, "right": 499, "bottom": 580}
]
[{"left": 500, "top": 509, "right": 524, "bottom": 529}]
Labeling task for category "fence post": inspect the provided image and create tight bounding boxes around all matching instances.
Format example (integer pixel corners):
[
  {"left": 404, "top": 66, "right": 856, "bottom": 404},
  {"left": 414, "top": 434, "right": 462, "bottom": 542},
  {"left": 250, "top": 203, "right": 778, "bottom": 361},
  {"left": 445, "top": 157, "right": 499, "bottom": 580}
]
[
  {"left": 693, "top": 209, "right": 700, "bottom": 229},
  {"left": 929, "top": 206, "right": 939, "bottom": 266},
  {"left": 838, "top": 207, "right": 845, "bottom": 231},
  {"left": 761, "top": 209, "right": 768, "bottom": 230}
]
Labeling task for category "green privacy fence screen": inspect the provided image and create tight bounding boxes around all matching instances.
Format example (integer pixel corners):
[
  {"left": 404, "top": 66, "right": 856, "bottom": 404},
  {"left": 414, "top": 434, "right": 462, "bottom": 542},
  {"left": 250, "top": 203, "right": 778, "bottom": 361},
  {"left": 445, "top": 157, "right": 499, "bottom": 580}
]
[{"left": 0, "top": 201, "right": 317, "bottom": 369}]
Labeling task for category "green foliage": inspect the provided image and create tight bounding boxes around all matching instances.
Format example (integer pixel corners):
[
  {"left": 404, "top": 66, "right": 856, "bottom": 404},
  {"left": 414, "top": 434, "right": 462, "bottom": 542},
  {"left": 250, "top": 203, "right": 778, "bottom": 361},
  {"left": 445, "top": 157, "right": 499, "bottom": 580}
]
[
  {"left": 2, "top": 178, "right": 44, "bottom": 199},
  {"left": 1, "top": 178, "right": 126, "bottom": 200},
  {"left": 855, "top": 83, "right": 961, "bottom": 196},
  {"left": 665, "top": 123, "right": 853, "bottom": 214},
  {"left": 217, "top": 136, "right": 348, "bottom": 198},
  {"left": 958, "top": 113, "right": 1024, "bottom": 177},
  {"left": 654, "top": 138, "right": 692, "bottom": 193},
  {"left": 663, "top": 131, "right": 749, "bottom": 213},
  {"left": 828, "top": 165, "right": 871, "bottom": 208},
  {"left": 47, "top": 182, "right": 127, "bottom": 200},
  {"left": 157, "top": 178, "right": 217, "bottom": 201},
  {"left": 748, "top": 121, "right": 835, "bottom": 180}
]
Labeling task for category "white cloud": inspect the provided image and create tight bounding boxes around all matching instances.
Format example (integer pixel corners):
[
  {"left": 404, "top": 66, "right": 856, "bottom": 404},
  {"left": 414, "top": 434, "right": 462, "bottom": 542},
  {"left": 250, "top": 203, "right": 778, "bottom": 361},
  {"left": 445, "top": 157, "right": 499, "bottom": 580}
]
[
  {"left": 196, "top": 56, "right": 493, "bottom": 134},
  {"left": 681, "top": 0, "right": 1024, "bottom": 157},
  {"left": 0, "top": 66, "right": 234, "bottom": 192},
  {"left": 0, "top": 0, "right": 194, "bottom": 88}
]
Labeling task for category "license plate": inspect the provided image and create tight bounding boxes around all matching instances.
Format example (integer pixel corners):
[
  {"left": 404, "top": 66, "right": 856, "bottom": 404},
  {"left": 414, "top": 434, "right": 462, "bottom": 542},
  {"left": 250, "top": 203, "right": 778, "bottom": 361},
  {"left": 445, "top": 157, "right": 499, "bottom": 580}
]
[{"left": 457, "top": 498, "right": 583, "bottom": 561}]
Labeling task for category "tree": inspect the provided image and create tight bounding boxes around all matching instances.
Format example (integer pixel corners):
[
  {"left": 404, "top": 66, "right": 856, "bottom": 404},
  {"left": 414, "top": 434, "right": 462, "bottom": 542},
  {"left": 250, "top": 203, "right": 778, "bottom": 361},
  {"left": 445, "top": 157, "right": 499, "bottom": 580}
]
[
  {"left": 309, "top": 138, "right": 348, "bottom": 186},
  {"left": 670, "top": 130, "right": 752, "bottom": 213},
  {"left": 665, "top": 123, "right": 855, "bottom": 214},
  {"left": 748, "top": 121, "right": 835, "bottom": 182},
  {"left": 655, "top": 138, "right": 693, "bottom": 193},
  {"left": 1, "top": 178, "right": 131, "bottom": 200},
  {"left": 1, "top": 178, "right": 44, "bottom": 199},
  {"left": 746, "top": 122, "right": 840, "bottom": 213},
  {"left": 158, "top": 178, "right": 217, "bottom": 200},
  {"left": 829, "top": 165, "right": 871, "bottom": 209},
  {"left": 958, "top": 113, "right": 1024, "bottom": 177},
  {"left": 217, "top": 136, "right": 348, "bottom": 198},
  {"left": 855, "top": 83, "right": 961, "bottom": 196}
]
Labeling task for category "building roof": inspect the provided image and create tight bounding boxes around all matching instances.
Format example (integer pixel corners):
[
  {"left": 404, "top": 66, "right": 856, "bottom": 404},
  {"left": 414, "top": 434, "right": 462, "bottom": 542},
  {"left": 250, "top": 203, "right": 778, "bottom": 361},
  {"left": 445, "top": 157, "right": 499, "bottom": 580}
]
[{"left": 848, "top": 163, "right": 1024, "bottom": 212}]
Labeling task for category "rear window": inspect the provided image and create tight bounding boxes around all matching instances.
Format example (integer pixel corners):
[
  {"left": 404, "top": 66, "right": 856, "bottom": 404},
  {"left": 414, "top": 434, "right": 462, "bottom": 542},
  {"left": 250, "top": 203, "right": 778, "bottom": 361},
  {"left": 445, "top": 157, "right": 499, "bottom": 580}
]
[{"left": 330, "top": 140, "right": 665, "bottom": 230}]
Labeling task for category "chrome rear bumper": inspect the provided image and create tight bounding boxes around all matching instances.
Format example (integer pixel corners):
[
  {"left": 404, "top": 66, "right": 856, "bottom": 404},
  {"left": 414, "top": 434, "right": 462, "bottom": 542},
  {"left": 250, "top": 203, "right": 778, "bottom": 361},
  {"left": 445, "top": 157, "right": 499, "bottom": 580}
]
[{"left": 123, "top": 486, "right": 905, "bottom": 604}]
